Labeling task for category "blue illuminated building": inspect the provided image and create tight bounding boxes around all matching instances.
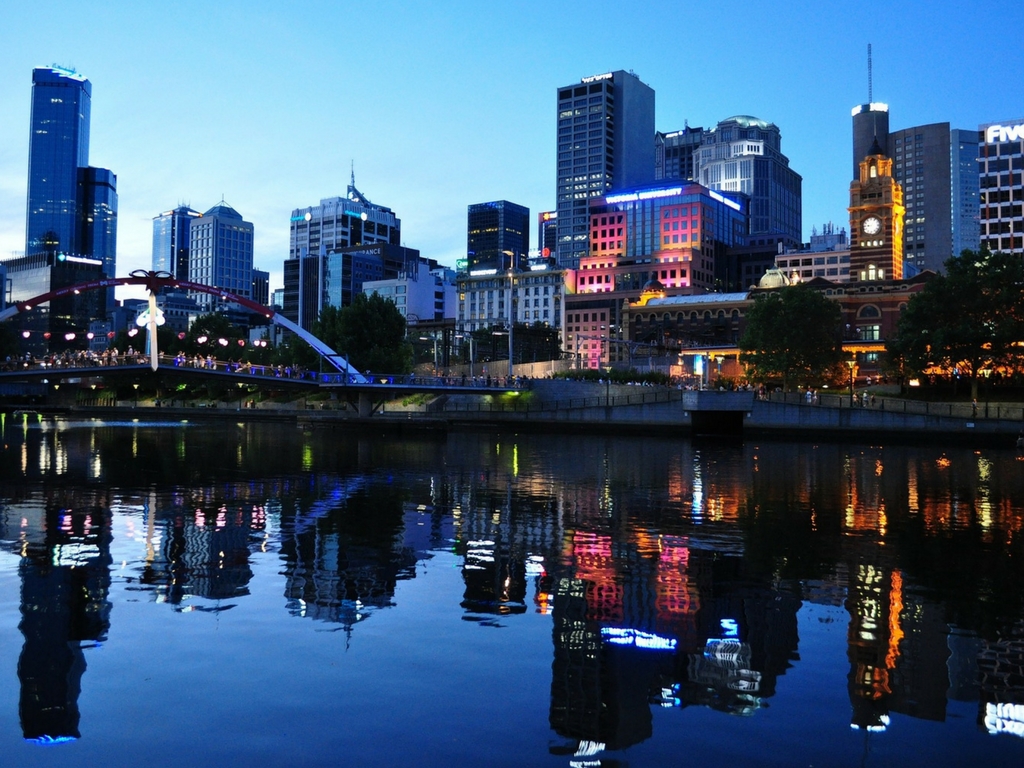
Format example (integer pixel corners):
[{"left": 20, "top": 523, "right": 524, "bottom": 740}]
[
  {"left": 6, "top": 66, "right": 118, "bottom": 350},
  {"left": 25, "top": 67, "right": 91, "bottom": 258}
]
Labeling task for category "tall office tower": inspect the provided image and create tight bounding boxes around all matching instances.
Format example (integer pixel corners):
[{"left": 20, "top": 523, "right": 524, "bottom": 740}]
[
  {"left": 187, "top": 202, "right": 254, "bottom": 310},
  {"left": 77, "top": 167, "right": 118, "bottom": 313},
  {"left": 655, "top": 126, "right": 703, "bottom": 181},
  {"left": 284, "top": 178, "right": 403, "bottom": 329},
  {"left": 978, "top": 119, "right": 1024, "bottom": 256},
  {"left": 849, "top": 142, "right": 905, "bottom": 281},
  {"left": 950, "top": 129, "right": 981, "bottom": 259},
  {"left": 538, "top": 211, "right": 557, "bottom": 257},
  {"left": 152, "top": 205, "right": 202, "bottom": 279},
  {"left": 887, "top": 124, "right": 980, "bottom": 273},
  {"left": 251, "top": 269, "right": 270, "bottom": 307},
  {"left": 555, "top": 70, "right": 655, "bottom": 269},
  {"left": 10, "top": 66, "right": 117, "bottom": 350},
  {"left": 288, "top": 178, "right": 400, "bottom": 261},
  {"left": 466, "top": 200, "right": 530, "bottom": 273},
  {"left": 25, "top": 66, "right": 91, "bottom": 258},
  {"left": 852, "top": 103, "right": 890, "bottom": 180},
  {"left": 696, "top": 116, "right": 802, "bottom": 246}
]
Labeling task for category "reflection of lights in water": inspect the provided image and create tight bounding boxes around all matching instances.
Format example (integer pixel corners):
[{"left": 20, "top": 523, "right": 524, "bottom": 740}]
[
  {"left": 936, "top": 455, "right": 951, "bottom": 468},
  {"left": 302, "top": 441, "right": 313, "bottom": 471},
  {"left": 512, "top": 443, "right": 518, "bottom": 477},
  {"left": 601, "top": 627, "right": 677, "bottom": 651},
  {"left": 850, "top": 714, "right": 890, "bottom": 732},
  {"left": 986, "top": 702, "right": 1024, "bottom": 737},
  {"left": 691, "top": 453, "right": 704, "bottom": 522},
  {"left": 720, "top": 618, "right": 739, "bottom": 637},
  {"left": 875, "top": 459, "right": 883, "bottom": 477},
  {"left": 525, "top": 555, "right": 545, "bottom": 576},
  {"left": 25, "top": 735, "right": 78, "bottom": 745},
  {"left": 574, "top": 740, "right": 605, "bottom": 758},
  {"left": 977, "top": 456, "right": 994, "bottom": 530}
]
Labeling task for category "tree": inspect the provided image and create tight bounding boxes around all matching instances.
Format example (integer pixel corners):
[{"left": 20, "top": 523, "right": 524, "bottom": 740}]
[
  {"left": 315, "top": 295, "right": 413, "bottom": 374},
  {"left": 886, "top": 249, "right": 1024, "bottom": 399},
  {"left": 739, "top": 284, "right": 843, "bottom": 391}
]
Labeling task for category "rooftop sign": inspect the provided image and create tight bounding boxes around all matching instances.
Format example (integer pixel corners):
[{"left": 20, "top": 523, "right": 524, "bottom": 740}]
[
  {"left": 605, "top": 187, "right": 683, "bottom": 204},
  {"left": 582, "top": 72, "right": 613, "bottom": 84},
  {"left": 985, "top": 122, "right": 1024, "bottom": 144}
]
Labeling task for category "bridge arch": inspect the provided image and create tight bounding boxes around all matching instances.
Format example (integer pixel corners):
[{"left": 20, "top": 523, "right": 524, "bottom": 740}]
[{"left": 0, "top": 270, "right": 367, "bottom": 382}]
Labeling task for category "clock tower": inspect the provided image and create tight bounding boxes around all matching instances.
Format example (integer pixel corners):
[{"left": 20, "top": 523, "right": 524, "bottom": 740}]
[{"left": 848, "top": 139, "right": 904, "bottom": 280}]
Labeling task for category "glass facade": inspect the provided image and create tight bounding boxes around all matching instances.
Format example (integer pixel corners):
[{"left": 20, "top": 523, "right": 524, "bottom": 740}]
[
  {"left": 152, "top": 206, "right": 201, "bottom": 279},
  {"left": 467, "top": 200, "right": 530, "bottom": 272},
  {"left": 25, "top": 67, "right": 91, "bottom": 257},
  {"left": 555, "top": 71, "right": 655, "bottom": 269},
  {"left": 188, "top": 203, "right": 254, "bottom": 310}
]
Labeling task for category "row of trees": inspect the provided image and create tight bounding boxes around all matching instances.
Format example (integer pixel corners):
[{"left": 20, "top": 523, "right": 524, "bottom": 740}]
[{"left": 738, "top": 249, "right": 1024, "bottom": 398}]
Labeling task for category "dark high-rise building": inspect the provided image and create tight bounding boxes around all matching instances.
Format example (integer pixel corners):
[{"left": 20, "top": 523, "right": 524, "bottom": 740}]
[
  {"left": 852, "top": 103, "right": 890, "bottom": 180},
  {"left": 696, "top": 116, "right": 802, "bottom": 247},
  {"left": 11, "top": 66, "right": 118, "bottom": 347},
  {"left": 889, "top": 123, "right": 980, "bottom": 273},
  {"left": 851, "top": 95, "right": 979, "bottom": 272},
  {"left": 655, "top": 126, "right": 703, "bottom": 182},
  {"left": 152, "top": 205, "right": 202, "bottom": 280},
  {"left": 283, "top": 243, "right": 420, "bottom": 330},
  {"left": 466, "top": 200, "right": 530, "bottom": 273},
  {"left": 555, "top": 71, "right": 656, "bottom": 269},
  {"left": 25, "top": 67, "right": 91, "bottom": 258}
]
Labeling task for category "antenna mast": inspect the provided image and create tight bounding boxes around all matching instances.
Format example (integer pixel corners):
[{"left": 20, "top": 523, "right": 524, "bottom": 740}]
[{"left": 868, "top": 43, "right": 873, "bottom": 102}]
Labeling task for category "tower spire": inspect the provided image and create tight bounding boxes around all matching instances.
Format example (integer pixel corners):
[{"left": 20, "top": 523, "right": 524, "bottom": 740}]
[{"left": 868, "top": 43, "right": 873, "bottom": 102}]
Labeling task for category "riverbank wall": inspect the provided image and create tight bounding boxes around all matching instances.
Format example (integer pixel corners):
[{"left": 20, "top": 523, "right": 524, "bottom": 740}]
[{"left": 5, "top": 382, "right": 1022, "bottom": 446}]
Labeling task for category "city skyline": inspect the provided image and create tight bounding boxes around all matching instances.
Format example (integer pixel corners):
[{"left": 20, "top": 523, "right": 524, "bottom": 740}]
[{"left": 1, "top": 1, "right": 1021, "bottom": 301}]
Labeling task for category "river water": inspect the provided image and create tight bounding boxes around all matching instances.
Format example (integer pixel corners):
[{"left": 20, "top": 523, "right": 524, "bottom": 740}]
[{"left": 0, "top": 414, "right": 1022, "bottom": 767}]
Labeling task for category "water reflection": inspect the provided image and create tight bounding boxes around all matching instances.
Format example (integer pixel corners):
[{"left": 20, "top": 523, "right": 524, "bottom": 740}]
[
  {"left": 12, "top": 499, "right": 111, "bottom": 744},
  {"left": 1, "top": 418, "right": 1023, "bottom": 759}
]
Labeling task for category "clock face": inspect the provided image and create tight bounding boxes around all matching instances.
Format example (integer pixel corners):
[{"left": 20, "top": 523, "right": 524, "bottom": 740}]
[{"left": 863, "top": 216, "right": 882, "bottom": 235}]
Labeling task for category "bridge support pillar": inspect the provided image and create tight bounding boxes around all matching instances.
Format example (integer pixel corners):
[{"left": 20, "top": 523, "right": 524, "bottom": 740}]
[{"left": 357, "top": 392, "right": 374, "bottom": 418}]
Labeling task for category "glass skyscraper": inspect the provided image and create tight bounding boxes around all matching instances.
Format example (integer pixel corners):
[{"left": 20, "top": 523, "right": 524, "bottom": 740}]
[
  {"left": 466, "top": 200, "right": 530, "bottom": 273},
  {"left": 555, "top": 71, "right": 655, "bottom": 269},
  {"left": 188, "top": 202, "right": 254, "bottom": 310},
  {"left": 152, "top": 205, "right": 202, "bottom": 279},
  {"left": 25, "top": 66, "right": 92, "bottom": 258}
]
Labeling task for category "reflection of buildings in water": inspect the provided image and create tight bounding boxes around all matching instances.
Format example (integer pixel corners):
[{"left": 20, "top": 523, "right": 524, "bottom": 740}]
[
  {"left": 547, "top": 526, "right": 802, "bottom": 752},
  {"left": 278, "top": 485, "right": 418, "bottom": 630},
  {"left": 140, "top": 501, "right": 266, "bottom": 603},
  {"left": 844, "top": 558, "right": 951, "bottom": 730},
  {"left": 977, "top": 622, "right": 1024, "bottom": 739},
  {"left": 16, "top": 505, "right": 111, "bottom": 743}
]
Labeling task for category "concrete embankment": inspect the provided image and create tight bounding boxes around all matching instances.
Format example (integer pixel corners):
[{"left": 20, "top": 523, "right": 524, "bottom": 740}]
[{"left": 5, "top": 382, "right": 1023, "bottom": 446}]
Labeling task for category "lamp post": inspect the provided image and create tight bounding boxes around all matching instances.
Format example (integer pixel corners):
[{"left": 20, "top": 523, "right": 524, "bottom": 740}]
[
  {"left": 507, "top": 266, "right": 515, "bottom": 380},
  {"left": 132, "top": 382, "right": 139, "bottom": 408},
  {"left": 846, "top": 358, "right": 857, "bottom": 407}
]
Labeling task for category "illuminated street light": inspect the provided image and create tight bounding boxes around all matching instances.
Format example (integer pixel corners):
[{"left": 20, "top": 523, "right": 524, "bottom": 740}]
[{"left": 846, "top": 358, "right": 857, "bottom": 407}]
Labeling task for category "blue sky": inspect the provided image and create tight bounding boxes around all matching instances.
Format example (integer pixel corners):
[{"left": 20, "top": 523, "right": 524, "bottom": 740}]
[{"left": 1, "top": 1, "right": 1021, "bottom": 300}]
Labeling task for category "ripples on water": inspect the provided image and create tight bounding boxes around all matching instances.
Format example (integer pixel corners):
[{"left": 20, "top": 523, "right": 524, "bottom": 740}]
[{"left": 0, "top": 415, "right": 1023, "bottom": 766}]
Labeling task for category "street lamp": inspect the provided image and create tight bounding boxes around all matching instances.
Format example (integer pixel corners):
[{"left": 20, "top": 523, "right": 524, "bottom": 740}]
[
  {"left": 507, "top": 266, "right": 516, "bottom": 379},
  {"left": 846, "top": 358, "right": 857, "bottom": 407},
  {"left": 132, "top": 382, "right": 140, "bottom": 408}
]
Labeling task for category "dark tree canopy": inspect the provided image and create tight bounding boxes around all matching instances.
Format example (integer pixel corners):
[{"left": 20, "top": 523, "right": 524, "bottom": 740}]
[
  {"left": 886, "top": 249, "right": 1024, "bottom": 399},
  {"left": 316, "top": 294, "right": 413, "bottom": 374},
  {"left": 739, "top": 284, "right": 843, "bottom": 391}
]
